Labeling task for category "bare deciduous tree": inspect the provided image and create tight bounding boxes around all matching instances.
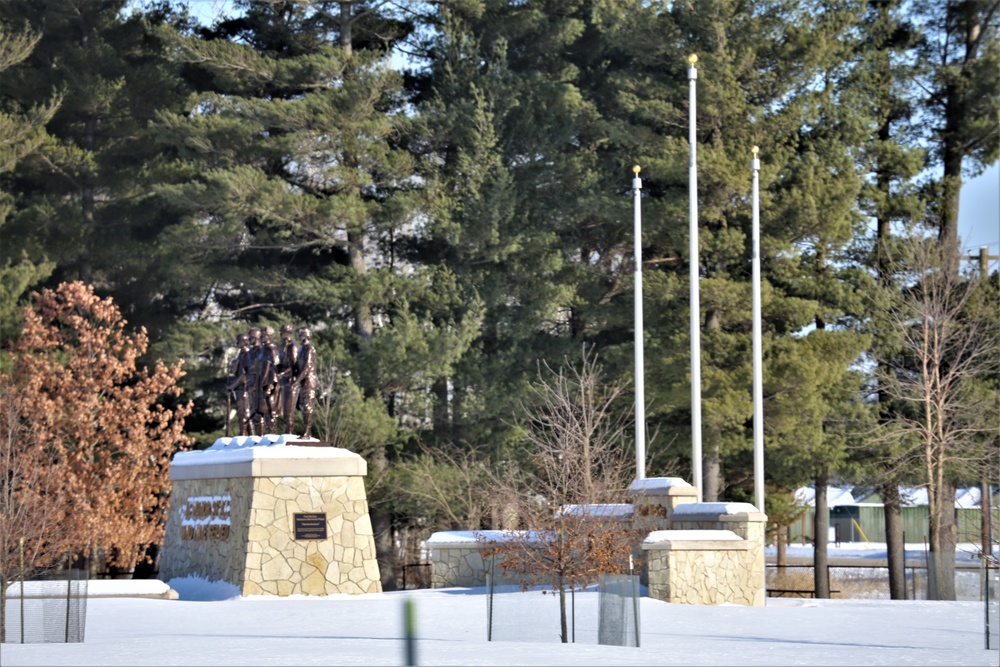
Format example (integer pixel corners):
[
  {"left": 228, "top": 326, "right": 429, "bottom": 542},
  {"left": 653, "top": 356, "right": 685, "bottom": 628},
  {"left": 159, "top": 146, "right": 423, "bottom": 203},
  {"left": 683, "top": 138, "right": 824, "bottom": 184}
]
[
  {"left": 392, "top": 443, "right": 494, "bottom": 531},
  {"left": 479, "top": 347, "right": 644, "bottom": 642},
  {"left": 869, "top": 237, "right": 999, "bottom": 599}
]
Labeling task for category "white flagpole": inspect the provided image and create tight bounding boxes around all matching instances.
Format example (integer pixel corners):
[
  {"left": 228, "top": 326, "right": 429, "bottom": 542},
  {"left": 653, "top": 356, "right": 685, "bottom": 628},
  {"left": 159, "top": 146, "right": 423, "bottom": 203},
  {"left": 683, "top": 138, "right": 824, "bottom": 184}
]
[
  {"left": 688, "top": 54, "right": 703, "bottom": 502},
  {"left": 751, "top": 146, "right": 764, "bottom": 513},
  {"left": 633, "top": 165, "right": 646, "bottom": 480}
]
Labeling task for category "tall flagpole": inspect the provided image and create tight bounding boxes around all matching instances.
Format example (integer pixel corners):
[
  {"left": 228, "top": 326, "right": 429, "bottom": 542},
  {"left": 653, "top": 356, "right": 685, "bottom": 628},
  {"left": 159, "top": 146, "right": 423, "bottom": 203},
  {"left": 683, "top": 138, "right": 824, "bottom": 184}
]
[
  {"left": 688, "top": 54, "right": 703, "bottom": 502},
  {"left": 751, "top": 146, "right": 764, "bottom": 513},
  {"left": 633, "top": 165, "right": 646, "bottom": 480}
]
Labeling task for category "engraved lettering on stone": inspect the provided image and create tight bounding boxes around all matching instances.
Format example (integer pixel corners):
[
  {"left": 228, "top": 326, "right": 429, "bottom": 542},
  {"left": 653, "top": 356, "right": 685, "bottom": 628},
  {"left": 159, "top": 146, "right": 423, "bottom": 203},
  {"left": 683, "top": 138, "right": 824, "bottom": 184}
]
[{"left": 180, "top": 494, "right": 232, "bottom": 540}]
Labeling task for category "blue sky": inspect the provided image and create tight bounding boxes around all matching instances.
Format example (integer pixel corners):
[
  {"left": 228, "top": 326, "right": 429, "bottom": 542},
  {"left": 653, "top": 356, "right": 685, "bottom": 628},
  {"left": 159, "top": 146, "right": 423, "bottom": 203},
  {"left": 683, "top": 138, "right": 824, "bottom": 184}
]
[{"left": 959, "top": 163, "right": 1000, "bottom": 270}]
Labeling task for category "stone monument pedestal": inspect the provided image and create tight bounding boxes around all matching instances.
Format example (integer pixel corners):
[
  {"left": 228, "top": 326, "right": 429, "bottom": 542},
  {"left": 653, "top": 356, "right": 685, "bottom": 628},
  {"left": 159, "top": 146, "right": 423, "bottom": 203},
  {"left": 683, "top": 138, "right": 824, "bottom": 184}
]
[{"left": 159, "top": 435, "right": 382, "bottom": 596}]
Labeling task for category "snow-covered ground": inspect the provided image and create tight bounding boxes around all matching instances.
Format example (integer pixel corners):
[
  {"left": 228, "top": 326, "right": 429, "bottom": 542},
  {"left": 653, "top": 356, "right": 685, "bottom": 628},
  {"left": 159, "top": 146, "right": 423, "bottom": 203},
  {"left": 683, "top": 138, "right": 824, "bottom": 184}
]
[
  {"left": 3, "top": 541, "right": 997, "bottom": 665},
  {"left": 3, "top": 573, "right": 998, "bottom": 666}
]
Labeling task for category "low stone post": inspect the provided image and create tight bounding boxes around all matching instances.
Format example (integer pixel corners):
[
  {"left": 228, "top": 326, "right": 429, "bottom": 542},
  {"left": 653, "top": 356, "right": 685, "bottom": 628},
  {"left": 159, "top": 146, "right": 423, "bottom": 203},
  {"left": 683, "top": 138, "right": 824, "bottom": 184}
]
[
  {"left": 668, "top": 502, "right": 767, "bottom": 606},
  {"left": 642, "top": 529, "right": 757, "bottom": 605},
  {"left": 627, "top": 478, "right": 700, "bottom": 585}
]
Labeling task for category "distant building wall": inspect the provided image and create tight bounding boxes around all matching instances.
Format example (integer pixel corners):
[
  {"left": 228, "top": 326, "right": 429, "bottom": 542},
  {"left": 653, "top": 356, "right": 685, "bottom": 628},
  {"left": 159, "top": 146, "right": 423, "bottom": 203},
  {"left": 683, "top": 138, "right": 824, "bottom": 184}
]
[{"left": 788, "top": 506, "right": 998, "bottom": 545}]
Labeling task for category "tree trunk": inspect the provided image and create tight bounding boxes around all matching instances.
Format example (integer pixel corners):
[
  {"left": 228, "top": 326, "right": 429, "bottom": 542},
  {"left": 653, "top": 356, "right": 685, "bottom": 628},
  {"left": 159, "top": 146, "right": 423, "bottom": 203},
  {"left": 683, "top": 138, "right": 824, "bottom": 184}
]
[
  {"left": 432, "top": 376, "right": 449, "bottom": 441},
  {"left": 0, "top": 579, "right": 7, "bottom": 643},
  {"left": 559, "top": 578, "right": 568, "bottom": 643},
  {"left": 370, "top": 445, "right": 397, "bottom": 591},
  {"left": 933, "top": 481, "right": 958, "bottom": 600},
  {"left": 80, "top": 115, "right": 95, "bottom": 285},
  {"left": 937, "top": 0, "right": 980, "bottom": 251},
  {"left": 340, "top": 0, "right": 384, "bottom": 581},
  {"left": 372, "top": 507, "right": 396, "bottom": 592},
  {"left": 88, "top": 544, "right": 99, "bottom": 580},
  {"left": 927, "top": 467, "right": 941, "bottom": 599},
  {"left": 702, "top": 303, "right": 722, "bottom": 500},
  {"left": 873, "top": 88, "right": 909, "bottom": 601},
  {"left": 813, "top": 472, "right": 830, "bottom": 598},
  {"left": 880, "top": 480, "right": 906, "bottom": 599},
  {"left": 348, "top": 233, "right": 374, "bottom": 341},
  {"left": 339, "top": 1, "right": 353, "bottom": 55}
]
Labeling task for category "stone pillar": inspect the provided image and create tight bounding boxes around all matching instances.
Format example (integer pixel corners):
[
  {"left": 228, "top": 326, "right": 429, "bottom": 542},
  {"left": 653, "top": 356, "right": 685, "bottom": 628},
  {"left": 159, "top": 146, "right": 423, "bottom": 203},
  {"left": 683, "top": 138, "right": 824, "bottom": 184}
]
[
  {"left": 641, "top": 530, "right": 758, "bottom": 605},
  {"left": 159, "top": 435, "right": 381, "bottom": 596},
  {"left": 668, "top": 502, "right": 767, "bottom": 606},
  {"left": 627, "top": 478, "right": 700, "bottom": 586},
  {"left": 628, "top": 477, "right": 699, "bottom": 529}
]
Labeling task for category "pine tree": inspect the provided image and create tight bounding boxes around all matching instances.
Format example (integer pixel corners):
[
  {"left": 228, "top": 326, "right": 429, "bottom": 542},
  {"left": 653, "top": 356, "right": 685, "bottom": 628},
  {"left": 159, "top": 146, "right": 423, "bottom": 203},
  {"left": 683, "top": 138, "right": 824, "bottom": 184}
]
[
  {"left": 914, "top": 0, "right": 1000, "bottom": 247},
  {"left": 846, "top": 0, "right": 924, "bottom": 600},
  {"left": 0, "top": 20, "right": 59, "bottom": 343},
  {"left": 0, "top": 0, "right": 193, "bottom": 329},
  {"left": 152, "top": 0, "right": 480, "bottom": 589},
  {"left": 590, "top": 1, "right": 873, "bottom": 512},
  {"left": 411, "top": 1, "right": 605, "bottom": 465}
]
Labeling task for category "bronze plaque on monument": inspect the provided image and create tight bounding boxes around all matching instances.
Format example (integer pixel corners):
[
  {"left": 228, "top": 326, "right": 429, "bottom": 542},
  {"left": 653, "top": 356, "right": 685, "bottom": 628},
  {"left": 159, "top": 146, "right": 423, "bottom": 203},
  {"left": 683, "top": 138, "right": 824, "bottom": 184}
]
[{"left": 293, "top": 512, "right": 328, "bottom": 540}]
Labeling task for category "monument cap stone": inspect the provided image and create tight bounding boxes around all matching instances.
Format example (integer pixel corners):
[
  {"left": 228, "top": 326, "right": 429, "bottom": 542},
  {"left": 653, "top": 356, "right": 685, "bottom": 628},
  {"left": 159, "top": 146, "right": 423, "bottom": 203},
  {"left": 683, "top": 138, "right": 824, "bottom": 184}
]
[{"left": 170, "top": 436, "right": 366, "bottom": 480}]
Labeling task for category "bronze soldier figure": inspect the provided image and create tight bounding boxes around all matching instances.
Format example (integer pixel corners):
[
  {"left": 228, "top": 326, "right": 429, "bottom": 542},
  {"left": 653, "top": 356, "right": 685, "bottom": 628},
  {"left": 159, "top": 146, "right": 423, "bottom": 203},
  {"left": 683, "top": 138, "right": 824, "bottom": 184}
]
[
  {"left": 245, "top": 327, "right": 263, "bottom": 435},
  {"left": 276, "top": 324, "right": 299, "bottom": 434},
  {"left": 294, "top": 326, "right": 318, "bottom": 439},
  {"left": 257, "top": 326, "right": 281, "bottom": 435},
  {"left": 226, "top": 333, "right": 252, "bottom": 436}
]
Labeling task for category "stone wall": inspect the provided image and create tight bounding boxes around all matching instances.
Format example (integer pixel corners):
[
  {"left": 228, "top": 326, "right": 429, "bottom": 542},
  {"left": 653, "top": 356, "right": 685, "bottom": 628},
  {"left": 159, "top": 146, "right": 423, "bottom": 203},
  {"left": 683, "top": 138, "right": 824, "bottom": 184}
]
[
  {"left": 428, "top": 531, "right": 502, "bottom": 589},
  {"left": 243, "top": 475, "right": 379, "bottom": 595},
  {"left": 642, "top": 530, "right": 758, "bottom": 605},
  {"left": 426, "top": 480, "right": 767, "bottom": 607},
  {"left": 628, "top": 477, "right": 699, "bottom": 529},
  {"left": 428, "top": 531, "right": 545, "bottom": 589},
  {"left": 159, "top": 438, "right": 381, "bottom": 596},
  {"left": 668, "top": 502, "right": 767, "bottom": 606}
]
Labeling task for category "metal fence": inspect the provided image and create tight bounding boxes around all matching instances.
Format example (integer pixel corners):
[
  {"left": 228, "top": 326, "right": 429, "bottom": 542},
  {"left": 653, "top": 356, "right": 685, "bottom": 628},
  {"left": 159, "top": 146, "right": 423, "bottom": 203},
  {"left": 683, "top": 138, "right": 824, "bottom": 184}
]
[
  {"left": 400, "top": 562, "right": 431, "bottom": 590},
  {"left": 597, "top": 574, "right": 640, "bottom": 647},
  {"left": 788, "top": 507, "right": 999, "bottom": 546},
  {"left": 485, "top": 564, "right": 640, "bottom": 646},
  {"left": 3, "top": 568, "right": 88, "bottom": 644},
  {"left": 767, "top": 562, "right": 988, "bottom": 601},
  {"left": 984, "top": 559, "right": 998, "bottom": 650}
]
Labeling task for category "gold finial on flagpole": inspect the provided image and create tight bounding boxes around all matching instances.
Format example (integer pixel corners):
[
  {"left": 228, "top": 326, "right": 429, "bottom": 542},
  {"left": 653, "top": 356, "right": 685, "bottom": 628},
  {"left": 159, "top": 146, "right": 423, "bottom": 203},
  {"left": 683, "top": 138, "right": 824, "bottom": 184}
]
[{"left": 688, "top": 54, "right": 698, "bottom": 65}]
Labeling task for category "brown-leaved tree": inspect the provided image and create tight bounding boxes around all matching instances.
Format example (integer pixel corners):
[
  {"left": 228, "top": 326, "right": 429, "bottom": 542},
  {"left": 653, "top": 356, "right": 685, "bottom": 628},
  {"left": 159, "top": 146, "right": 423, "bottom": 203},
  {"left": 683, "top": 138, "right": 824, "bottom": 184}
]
[
  {"left": 0, "top": 377, "right": 70, "bottom": 641},
  {"left": 1, "top": 281, "right": 192, "bottom": 589}
]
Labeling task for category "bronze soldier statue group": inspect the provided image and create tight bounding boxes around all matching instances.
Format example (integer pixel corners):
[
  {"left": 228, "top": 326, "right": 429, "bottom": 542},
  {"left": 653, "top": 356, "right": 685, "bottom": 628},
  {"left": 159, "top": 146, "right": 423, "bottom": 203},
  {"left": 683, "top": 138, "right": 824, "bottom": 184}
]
[{"left": 226, "top": 325, "right": 318, "bottom": 439}]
